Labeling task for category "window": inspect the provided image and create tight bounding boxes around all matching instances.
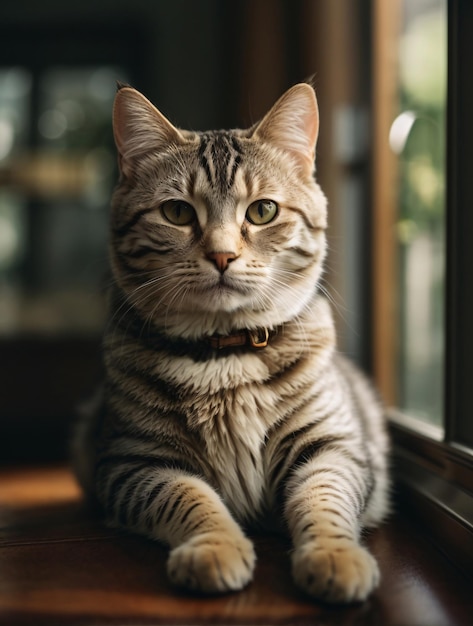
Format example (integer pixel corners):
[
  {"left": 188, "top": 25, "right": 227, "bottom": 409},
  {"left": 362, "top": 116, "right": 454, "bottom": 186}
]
[
  {"left": 393, "top": 0, "right": 446, "bottom": 428},
  {"left": 0, "top": 66, "right": 122, "bottom": 336},
  {"left": 0, "top": 22, "right": 141, "bottom": 462},
  {"left": 372, "top": 0, "right": 473, "bottom": 576}
]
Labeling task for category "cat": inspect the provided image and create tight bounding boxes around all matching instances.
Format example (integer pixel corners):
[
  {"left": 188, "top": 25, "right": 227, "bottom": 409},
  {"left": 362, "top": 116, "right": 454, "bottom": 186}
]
[{"left": 72, "top": 82, "right": 390, "bottom": 604}]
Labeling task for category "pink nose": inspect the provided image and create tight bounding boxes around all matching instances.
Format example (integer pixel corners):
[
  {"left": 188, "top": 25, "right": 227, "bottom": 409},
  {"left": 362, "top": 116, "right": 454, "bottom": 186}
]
[{"left": 206, "top": 251, "right": 237, "bottom": 273}]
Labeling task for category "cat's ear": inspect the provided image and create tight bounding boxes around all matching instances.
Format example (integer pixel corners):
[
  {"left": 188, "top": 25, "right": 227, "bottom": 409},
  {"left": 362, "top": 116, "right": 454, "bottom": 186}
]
[
  {"left": 252, "top": 83, "right": 319, "bottom": 176},
  {"left": 113, "top": 86, "right": 183, "bottom": 176}
]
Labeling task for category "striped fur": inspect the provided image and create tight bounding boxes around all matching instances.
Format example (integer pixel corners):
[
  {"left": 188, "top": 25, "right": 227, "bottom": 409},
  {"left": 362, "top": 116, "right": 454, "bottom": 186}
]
[{"left": 72, "top": 84, "right": 390, "bottom": 602}]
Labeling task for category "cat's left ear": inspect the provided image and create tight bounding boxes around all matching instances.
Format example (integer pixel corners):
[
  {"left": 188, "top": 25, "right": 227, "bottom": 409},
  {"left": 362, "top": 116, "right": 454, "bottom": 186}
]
[
  {"left": 252, "top": 83, "right": 319, "bottom": 177},
  {"left": 113, "top": 86, "right": 184, "bottom": 177}
]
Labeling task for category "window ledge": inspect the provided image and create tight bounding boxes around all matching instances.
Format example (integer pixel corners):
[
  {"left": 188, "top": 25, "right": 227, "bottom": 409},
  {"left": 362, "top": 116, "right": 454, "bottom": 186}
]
[
  {"left": 1, "top": 464, "right": 473, "bottom": 625},
  {"left": 391, "top": 420, "right": 473, "bottom": 581}
]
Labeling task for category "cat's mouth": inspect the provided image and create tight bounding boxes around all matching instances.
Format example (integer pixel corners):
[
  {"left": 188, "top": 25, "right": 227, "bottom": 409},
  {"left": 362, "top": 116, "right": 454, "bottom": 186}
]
[
  {"left": 214, "top": 275, "right": 250, "bottom": 295},
  {"left": 192, "top": 275, "right": 254, "bottom": 309}
]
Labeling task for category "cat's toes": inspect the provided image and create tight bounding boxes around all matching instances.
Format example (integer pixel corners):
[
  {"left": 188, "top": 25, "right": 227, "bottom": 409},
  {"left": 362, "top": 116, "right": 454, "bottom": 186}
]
[
  {"left": 292, "top": 540, "right": 380, "bottom": 603},
  {"left": 167, "top": 532, "right": 256, "bottom": 594}
]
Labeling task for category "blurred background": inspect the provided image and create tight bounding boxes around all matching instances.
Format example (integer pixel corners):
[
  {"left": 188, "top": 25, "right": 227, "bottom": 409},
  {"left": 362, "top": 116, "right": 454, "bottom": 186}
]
[{"left": 0, "top": 0, "right": 446, "bottom": 462}]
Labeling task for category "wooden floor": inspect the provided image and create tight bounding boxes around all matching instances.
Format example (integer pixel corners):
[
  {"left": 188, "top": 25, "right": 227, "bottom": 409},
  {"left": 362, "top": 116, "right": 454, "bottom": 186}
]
[{"left": 0, "top": 465, "right": 472, "bottom": 626}]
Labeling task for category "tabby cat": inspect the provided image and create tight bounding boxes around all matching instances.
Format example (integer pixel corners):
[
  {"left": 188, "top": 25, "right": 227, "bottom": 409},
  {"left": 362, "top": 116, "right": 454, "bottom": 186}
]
[{"left": 73, "top": 82, "right": 390, "bottom": 603}]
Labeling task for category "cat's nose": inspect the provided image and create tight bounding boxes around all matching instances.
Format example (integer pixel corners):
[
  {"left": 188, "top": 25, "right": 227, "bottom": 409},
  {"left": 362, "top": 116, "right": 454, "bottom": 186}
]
[{"left": 206, "top": 251, "right": 237, "bottom": 273}]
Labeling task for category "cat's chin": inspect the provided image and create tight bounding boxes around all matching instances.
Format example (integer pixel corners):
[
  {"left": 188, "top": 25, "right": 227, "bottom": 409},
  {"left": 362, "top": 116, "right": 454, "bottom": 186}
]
[
  {"left": 188, "top": 287, "right": 255, "bottom": 314},
  {"left": 183, "top": 277, "right": 316, "bottom": 320},
  {"left": 176, "top": 277, "right": 256, "bottom": 314}
]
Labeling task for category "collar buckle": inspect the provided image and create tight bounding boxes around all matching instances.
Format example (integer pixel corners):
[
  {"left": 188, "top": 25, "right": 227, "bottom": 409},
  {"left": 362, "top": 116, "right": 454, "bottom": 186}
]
[
  {"left": 207, "top": 327, "right": 270, "bottom": 350},
  {"left": 248, "top": 327, "right": 269, "bottom": 349}
]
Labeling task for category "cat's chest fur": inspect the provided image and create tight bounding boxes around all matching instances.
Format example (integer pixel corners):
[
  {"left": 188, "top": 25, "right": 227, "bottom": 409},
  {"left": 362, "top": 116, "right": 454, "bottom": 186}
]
[
  {"left": 161, "top": 351, "right": 280, "bottom": 521},
  {"left": 124, "top": 299, "right": 335, "bottom": 522}
]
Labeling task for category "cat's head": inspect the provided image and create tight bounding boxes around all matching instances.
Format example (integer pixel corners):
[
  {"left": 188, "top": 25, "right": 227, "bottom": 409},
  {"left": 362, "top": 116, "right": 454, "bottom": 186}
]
[{"left": 110, "top": 83, "right": 327, "bottom": 336}]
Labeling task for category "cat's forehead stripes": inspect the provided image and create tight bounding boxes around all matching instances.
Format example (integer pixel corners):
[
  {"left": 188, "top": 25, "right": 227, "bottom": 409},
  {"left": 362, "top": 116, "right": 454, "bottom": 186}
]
[{"left": 197, "top": 132, "right": 243, "bottom": 194}]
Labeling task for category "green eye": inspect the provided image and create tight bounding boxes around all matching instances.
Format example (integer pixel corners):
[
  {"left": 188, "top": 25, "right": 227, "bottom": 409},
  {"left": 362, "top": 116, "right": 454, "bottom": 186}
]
[
  {"left": 161, "top": 200, "right": 195, "bottom": 225},
  {"left": 246, "top": 199, "right": 278, "bottom": 225}
]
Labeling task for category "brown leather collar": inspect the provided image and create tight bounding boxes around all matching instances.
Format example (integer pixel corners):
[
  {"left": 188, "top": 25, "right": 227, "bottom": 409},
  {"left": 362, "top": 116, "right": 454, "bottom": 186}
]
[{"left": 207, "top": 327, "right": 270, "bottom": 350}]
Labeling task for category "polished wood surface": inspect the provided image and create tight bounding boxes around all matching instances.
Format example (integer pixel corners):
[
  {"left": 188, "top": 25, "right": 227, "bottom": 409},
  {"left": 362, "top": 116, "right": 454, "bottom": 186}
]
[{"left": 0, "top": 465, "right": 471, "bottom": 625}]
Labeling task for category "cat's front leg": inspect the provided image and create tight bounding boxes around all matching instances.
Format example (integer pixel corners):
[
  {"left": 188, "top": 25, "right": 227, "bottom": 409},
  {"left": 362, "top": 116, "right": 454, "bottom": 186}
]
[
  {"left": 96, "top": 461, "right": 255, "bottom": 593},
  {"left": 281, "top": 448, "right": 380, "bottom": 603}
]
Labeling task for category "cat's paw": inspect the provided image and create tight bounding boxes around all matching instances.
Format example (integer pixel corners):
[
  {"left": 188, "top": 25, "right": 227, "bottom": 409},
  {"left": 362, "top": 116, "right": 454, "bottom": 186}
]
[
  {"left": 292, "top": 540, "right": 380, "bottom": 603},
  {"left": 167, "top": 532, "right": 256, "bottom": 594}
]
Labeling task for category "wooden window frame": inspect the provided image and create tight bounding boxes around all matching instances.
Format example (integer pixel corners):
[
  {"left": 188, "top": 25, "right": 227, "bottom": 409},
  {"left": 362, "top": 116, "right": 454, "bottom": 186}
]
[{"left": 372, "top": 0, "right": 473, "bottom": 578}]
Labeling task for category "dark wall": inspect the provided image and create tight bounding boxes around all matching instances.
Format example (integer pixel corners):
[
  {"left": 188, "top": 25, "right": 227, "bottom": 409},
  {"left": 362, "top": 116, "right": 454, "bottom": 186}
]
[{"left": 0, "top": 0, "right": 241, "bottom": 130}]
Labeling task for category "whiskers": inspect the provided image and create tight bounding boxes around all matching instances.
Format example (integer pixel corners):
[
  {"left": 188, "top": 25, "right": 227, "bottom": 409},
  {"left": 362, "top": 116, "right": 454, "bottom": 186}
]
[
  {"left": 105, "top": 255, "right": 336, "bottom": 359},
  {"left": 145, "top": 271, "right": 196, "bottom": 335},
  {"left": 105, "top": 264, "right": 205, "bottom": 354},
  {"left": 263, "top": 268, "right": 313, "bottom": 346},
  {"left": 317, "top": 258, "right": 355, "bottom": 332}
]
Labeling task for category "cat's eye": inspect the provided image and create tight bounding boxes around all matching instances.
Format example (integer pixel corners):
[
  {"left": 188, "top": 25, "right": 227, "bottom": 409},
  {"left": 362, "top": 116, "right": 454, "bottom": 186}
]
[
  {"left": 246, "top": 200, "right": 278, "bottom": 225},
  {"left": 161, "top": 200, "right": 196, "bottom": 225}
]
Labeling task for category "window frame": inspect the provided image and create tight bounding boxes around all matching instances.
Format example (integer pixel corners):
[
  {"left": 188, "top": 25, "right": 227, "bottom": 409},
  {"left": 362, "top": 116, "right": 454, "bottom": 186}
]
[{"left": 372, "top": 0, "right": 473, "bottom": 577}]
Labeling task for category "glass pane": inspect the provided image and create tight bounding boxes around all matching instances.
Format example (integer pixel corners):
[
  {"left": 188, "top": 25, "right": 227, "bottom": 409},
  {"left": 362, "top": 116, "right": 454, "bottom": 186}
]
[
  {"left": 0, "top": 69, "right": 32, "bottom": 334},
  {"left": 390, "top": 0, "right": 447, "bottom": 426},
  {"left": 0, "top": 66, "right": 125, "bottom": 336}
]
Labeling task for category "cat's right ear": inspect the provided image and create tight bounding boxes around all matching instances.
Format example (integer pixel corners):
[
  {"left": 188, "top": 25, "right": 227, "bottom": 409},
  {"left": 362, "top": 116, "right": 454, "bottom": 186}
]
[{"left": 113, "top": 86, "right": 183, "bottom": 177}]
